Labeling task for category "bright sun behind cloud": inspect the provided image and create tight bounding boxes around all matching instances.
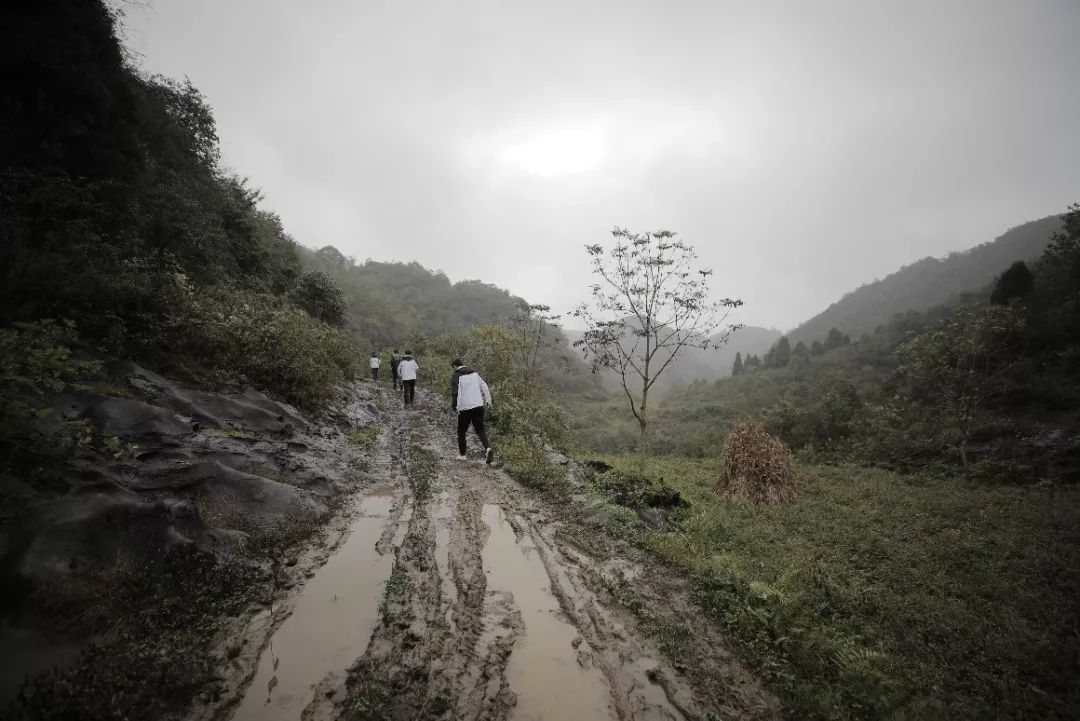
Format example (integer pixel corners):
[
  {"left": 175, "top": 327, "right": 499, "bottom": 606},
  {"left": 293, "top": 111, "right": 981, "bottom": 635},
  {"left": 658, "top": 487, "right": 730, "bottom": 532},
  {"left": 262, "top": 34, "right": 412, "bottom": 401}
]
[{"left": 497, "top": 124, "right": 608, "bottom": 177}]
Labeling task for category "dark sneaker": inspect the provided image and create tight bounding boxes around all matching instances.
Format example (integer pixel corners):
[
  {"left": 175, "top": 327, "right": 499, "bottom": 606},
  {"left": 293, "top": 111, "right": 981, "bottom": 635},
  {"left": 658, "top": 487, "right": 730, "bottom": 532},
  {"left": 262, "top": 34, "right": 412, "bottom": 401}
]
[{"left": 485, "top": 447, "right": 494, "bottom": 465}]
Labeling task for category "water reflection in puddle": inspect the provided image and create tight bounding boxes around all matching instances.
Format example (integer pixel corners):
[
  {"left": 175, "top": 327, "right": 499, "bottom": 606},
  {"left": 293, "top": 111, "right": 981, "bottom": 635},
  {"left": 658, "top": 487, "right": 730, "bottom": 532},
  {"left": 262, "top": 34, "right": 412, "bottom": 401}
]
[
  {"left": 230, "top": 488, "right": 397, "bottom": 720},
  {"left": 481, "top": 504, "right": 616, "bottom": 721}
]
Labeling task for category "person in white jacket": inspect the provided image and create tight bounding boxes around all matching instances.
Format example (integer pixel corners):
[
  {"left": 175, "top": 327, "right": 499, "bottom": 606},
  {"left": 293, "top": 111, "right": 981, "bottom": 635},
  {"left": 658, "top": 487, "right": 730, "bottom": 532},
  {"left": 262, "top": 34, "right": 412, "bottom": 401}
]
[
  {"left": 450, "top": 359, "right": 493, "bottom": 463},
  {"left": 398, "top": 351, "right": 419, "bottom": 406}
]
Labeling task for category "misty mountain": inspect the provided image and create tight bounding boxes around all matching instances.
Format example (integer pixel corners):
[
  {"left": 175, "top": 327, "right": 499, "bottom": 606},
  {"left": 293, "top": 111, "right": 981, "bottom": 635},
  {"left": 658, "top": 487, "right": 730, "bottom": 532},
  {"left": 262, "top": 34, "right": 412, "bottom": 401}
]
[
  {"left": 787, "top": 215, "right": 1064, "bottom": 346},
  {"left": 562, "top": 325, "right": 782, "bottom": 390}
]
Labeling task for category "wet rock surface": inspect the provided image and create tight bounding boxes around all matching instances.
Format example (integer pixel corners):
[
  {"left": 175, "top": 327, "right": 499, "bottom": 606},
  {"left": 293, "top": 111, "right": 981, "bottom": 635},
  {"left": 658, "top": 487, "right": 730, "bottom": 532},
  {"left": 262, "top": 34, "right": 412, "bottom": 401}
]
[{"left": 0, "top": 364, "right": 380, "bottom": 621}]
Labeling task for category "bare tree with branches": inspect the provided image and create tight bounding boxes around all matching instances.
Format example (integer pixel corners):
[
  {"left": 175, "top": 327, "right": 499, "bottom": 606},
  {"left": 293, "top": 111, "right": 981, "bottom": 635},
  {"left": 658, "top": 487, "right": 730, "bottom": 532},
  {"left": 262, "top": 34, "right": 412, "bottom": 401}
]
[{"left": 572, "top": 228, "right": 742, "bottom": 452}]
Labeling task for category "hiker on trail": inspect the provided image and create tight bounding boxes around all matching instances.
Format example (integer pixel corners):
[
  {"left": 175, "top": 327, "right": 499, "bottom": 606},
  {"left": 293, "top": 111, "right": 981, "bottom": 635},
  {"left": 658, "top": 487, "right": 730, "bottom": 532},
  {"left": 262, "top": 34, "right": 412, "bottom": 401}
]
[
  {"left": 451, "top": 359, "right": 493, "bottom": 464},
  {"left": 390, "top": 349, "right": 403, "bottom": 390},
  {"left": 369, "top": 352, "right": 380, "bottom": 381},
  {"left": 398, "top": 350, "right": 419, "bottom": 406}
]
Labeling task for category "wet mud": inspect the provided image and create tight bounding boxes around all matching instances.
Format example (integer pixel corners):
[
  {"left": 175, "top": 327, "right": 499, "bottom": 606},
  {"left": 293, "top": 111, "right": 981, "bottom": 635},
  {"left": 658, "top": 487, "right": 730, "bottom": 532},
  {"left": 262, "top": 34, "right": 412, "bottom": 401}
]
[
  {"left": 229, "top": 488, "right": 396, "bottom": 721},
  {"left": 199, "top": 386, "right": 781, "bottom": 721}
]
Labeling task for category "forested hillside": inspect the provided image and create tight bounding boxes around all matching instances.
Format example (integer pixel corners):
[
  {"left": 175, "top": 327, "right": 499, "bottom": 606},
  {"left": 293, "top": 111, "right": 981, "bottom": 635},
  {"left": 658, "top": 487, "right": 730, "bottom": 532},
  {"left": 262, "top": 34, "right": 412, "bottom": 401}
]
[
  {"left": 788, "top": 215, "right": 1063, "bottom": 345},
  {"left": 299, "top": 246, "right": 526, "bottom": 348},
  {"left": 1, "top": 0, "right": 357, "bottom": 409}
]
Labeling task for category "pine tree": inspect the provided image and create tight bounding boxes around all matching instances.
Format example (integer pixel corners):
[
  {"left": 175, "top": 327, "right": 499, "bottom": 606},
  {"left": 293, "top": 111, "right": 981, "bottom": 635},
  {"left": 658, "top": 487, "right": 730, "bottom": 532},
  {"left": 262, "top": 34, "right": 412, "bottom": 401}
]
[
  {"left": 990, "top": 260, "right": 1034, "bottom": 305},
  {"left": 792, "top": 341, "right": 810, "bottom": 365},
  {"left": 811, "top": 340, "right": 824, "bottom": 356},
  {"left": 731, "top": 351, "right": 744, "bottom": 376},
  {"left": 774, "top": 336, "right": 791, "bottom": 367}
]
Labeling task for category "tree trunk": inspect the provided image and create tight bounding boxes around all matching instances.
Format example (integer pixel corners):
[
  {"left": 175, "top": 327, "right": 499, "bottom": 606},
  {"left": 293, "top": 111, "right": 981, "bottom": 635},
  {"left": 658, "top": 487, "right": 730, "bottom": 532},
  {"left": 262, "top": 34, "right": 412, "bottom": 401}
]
[{"left": 637, "top": 382, "right": 649, "bottom": 461}]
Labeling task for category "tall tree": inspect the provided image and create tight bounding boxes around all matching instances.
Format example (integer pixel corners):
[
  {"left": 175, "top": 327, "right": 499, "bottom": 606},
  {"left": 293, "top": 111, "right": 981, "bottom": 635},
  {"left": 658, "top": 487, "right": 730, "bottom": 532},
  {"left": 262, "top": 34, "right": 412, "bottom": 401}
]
[
  {"left": 792, "top": 341, "right": 810, "bottom": 366},
  {"left": 774, "top": 336, "right": 792, "bottom": 367},
  {"left": 990, "top": 261, "right": 1034, "bottom": 305},
  {"left": 895, "top": 305, "right": 1024, "bottom": 473},
  {"left": 573, "top": 228, "right": 742, "bottom": 451},
  {"left": 825, "top": 327, "right": 848, "bottom": 351},
  {"left": 732, "top": 351, "right": 744, "bottom": 376},
  {"left": 811, "top": 340, "right": 825, "bottom": 356}
]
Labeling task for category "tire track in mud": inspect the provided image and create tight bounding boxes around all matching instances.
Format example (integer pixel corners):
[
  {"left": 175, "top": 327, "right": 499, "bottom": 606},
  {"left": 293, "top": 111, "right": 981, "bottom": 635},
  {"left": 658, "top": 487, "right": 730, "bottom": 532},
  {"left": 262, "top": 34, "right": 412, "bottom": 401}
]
[
  {"left": 194, "top": 384, "right": 409, "bottom": 721},
  {"left": 328, "top": 390, "right": 780, "bottom": 721}
]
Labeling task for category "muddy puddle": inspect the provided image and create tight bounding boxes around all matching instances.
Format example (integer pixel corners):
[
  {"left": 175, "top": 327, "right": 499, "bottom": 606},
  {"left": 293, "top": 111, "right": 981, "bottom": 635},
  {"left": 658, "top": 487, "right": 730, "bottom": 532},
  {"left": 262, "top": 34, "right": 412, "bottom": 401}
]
[
  {"left": 481, "top": 504, "right": 617, "bottom": 721},
  {"left": 230, "top": 484, "right": 399, "bottom": 721}
]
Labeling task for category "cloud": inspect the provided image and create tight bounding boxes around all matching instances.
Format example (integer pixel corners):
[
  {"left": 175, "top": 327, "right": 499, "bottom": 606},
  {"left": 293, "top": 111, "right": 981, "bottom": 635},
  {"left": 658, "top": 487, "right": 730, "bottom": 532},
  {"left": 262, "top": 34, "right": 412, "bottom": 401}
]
[{"left": 120, "top": 0, "right": 1080, "bottom": 329}]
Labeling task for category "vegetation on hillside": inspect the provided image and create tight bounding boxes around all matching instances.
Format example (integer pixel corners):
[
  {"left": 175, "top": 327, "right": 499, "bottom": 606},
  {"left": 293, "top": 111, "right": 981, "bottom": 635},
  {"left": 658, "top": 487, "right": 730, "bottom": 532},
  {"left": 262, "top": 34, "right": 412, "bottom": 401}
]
[
  {"left": 1, "top": 0, "right": 356, "bottom": 414},
  {"left": 583, "top": 456, "right": 1080, "bottom": 721},
  {"left": 788, "top": 215, "right": 1064, "bottom": 346}
]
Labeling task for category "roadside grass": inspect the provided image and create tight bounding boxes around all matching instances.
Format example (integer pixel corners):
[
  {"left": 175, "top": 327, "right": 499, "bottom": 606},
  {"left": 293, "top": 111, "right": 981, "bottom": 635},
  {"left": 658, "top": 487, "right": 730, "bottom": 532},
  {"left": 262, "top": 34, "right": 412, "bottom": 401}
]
[
  {"left": 347, "top": 424, "right": 380, "bottom": 451},
  {"left": 592, "top": 455, "right": 1080, "bottom": 720},
  {"left": 7, "top": 549, "right": 264, "bottom": 721}
]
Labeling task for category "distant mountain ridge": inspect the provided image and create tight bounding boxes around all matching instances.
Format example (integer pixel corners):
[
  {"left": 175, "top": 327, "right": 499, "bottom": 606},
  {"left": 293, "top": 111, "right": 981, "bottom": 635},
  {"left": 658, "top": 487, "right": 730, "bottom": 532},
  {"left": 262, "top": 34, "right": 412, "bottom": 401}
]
[
  {"left": 562, "top": 324, "right": 782, "bottom": 389},
  {"left": 787, "top": 215, "right": 1064, "bottom": 346}
]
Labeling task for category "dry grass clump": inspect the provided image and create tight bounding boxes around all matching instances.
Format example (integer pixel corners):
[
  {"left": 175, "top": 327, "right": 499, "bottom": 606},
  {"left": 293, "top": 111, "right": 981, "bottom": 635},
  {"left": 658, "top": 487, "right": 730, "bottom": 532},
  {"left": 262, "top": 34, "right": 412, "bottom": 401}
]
[{"left": 718, "top": 420, "right": 796, "bottom": 504}]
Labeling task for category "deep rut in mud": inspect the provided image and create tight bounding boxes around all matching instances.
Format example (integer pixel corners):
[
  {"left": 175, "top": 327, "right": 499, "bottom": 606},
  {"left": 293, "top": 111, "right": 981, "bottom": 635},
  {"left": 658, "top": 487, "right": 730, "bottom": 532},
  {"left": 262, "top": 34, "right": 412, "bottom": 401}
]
[{"left": 217, "top": 387, "right": 779, "bottom": 721}]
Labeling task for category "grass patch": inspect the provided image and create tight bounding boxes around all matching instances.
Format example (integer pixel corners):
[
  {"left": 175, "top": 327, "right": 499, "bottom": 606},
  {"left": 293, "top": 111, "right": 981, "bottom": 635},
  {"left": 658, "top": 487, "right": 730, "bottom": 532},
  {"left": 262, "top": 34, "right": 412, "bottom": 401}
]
[
  {"left": 407, "top": 445, "right": 437, "bottom": 500},
  {"left": 499, "top": 435, "right": 566, "bottom": 491},
  {"left": 7, "top": 548, "right": 264, "bottom": 720},
  {"left": 347, "top": 424, "right": 380, "bottom": 451},
  {"left": 593, "top": 455, "right": 1080, "bottom": 720}
]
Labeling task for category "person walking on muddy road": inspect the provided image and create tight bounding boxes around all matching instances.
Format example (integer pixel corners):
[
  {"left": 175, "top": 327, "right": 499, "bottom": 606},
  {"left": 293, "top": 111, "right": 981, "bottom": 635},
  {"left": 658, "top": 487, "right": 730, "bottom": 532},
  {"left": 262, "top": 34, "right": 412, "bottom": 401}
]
[
  {"left": 390, "top": 349, "right": 402, "bottom": 390},
  {"left": 398, "top": 350, "right": 419, "bottom": 406},
  {"left": 451, "top": 359, "right": 494, "bottom": 464},
  {"left": 369, "top": 352, "right": 380, "bottom": 382}
]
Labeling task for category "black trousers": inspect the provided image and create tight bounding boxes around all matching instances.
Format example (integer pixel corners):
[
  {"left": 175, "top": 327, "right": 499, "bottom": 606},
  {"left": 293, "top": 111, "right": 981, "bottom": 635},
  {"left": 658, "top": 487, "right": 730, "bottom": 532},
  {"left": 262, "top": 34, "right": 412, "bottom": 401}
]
[
  {"left": 402, "top": 379, "right": 416, "bottom": 405},
  {"left": 457, "top": 407, "right": 489, "bottom": 455},
  {"left": 391, "top": 366, "right": 399, "bottom": 389},
  {"left": 371, "top": 367, "right": 379, "bottom": 381}
]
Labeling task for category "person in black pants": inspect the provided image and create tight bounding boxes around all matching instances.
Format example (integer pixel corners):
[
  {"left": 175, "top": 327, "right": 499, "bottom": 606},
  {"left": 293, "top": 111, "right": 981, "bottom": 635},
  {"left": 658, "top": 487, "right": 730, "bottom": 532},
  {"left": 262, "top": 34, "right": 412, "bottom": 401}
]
[
  {"left": 390, "top": 349, "right": 402, "bottom": 390},
  {"left": 397, "top": 351, "right": 419, "bottom": 406},
  {"left": 450, "top": 359, "right": 493, "bottom": 463}
]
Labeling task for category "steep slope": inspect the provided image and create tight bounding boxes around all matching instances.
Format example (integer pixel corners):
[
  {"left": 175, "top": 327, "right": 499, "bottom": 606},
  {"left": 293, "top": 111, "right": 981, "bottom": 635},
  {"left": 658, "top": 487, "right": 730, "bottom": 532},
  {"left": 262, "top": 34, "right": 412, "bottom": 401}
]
[{"left": 788, "top": 215, "right": 1063, "bottom": 346}]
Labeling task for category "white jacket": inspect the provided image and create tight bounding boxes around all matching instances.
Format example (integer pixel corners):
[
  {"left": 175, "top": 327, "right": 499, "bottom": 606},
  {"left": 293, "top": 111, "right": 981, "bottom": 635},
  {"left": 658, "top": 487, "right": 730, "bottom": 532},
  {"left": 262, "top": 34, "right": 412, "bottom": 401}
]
[
  {"left": 398, "top": 356, "right": 419, "bottom": 381},
  {"left": 452, "top": 367, "right": 492, "bottom": 411}
]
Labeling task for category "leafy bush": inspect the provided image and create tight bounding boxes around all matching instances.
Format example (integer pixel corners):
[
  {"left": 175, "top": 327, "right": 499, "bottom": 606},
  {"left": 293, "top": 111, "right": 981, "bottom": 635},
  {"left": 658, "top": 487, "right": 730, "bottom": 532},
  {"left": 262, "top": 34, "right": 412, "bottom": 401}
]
[
  {"left": 718, "top": 420, "right": 796, "bottom": 504},
  {"left": 153, "top": 276, "right": 357, "bottom": 408},
  {"left": 294, "top": 270, "right": 347, "bottom": 326},
  {"left": 0, "top": 320, "right": 101, "bottom": 465}
]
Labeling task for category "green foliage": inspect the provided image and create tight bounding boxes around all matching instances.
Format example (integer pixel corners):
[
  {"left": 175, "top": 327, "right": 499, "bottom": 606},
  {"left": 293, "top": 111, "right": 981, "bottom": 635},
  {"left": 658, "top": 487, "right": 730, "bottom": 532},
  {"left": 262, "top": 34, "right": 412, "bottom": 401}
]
[
  {"left": 990, "top": 260, "right": 1034, "bottom": 305},
  {"left": 893, "top": 305, "right": 1024, "bottom": 471},
  {"left": 787, "top": 215, "right": 1064, "bottom": 346},
  {"left": 151, "top": 277, "right": 357, "bottom": 408},
  {"left": 593, "top": 456, "right": 1080, "bottom": 721},
  {"left": 0, "top": 320, "right": 102, "bottom": 465},
  {"left": 293, "top": 270, "right": 348, "bottom": 326},
  {"left": 1, "top": 0, "right": 356, "bottom": 409},
  {"left": 346, "top": 424, "right": 379, "bottom": 450},
  {"left": 7, "top": 548, "right": 264, "bottom": 721}
]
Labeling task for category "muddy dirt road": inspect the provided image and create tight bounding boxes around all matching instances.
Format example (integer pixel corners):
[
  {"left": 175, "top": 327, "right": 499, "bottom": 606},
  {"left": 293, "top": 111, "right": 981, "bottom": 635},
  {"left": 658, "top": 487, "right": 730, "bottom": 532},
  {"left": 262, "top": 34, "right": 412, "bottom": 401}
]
[{"left": 199, "top": 386, "right": 780, "bottom": 721}]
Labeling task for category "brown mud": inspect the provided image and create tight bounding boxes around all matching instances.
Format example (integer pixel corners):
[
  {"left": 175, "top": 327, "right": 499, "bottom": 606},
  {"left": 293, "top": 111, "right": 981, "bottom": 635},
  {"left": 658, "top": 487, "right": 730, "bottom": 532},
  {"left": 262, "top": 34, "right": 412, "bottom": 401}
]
[{"left": 199, "top": 386, "right": 781, "bottom": 721}]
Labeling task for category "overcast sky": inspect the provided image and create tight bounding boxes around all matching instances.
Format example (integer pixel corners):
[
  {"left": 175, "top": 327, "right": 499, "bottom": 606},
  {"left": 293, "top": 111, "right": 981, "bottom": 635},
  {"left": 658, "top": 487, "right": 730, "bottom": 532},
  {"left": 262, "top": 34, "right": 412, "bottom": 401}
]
[{"left": 118, "top": 0, "right": 1079, "bottom": 331}]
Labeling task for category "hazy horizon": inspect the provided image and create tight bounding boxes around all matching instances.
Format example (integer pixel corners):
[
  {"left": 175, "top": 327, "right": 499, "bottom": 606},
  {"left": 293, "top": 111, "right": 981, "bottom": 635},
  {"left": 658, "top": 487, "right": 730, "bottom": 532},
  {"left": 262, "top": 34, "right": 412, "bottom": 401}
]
[{"left": 118, "top": 0, "right": 1080, "bottom": 331}]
